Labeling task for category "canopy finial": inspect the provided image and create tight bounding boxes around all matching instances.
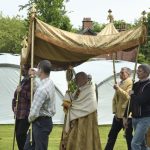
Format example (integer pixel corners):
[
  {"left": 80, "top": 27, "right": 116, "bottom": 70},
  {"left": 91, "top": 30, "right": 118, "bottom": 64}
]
[
  {"left": 107, "top": 9, "right": 114, "bottom": 23},
  {"left": 29, "top": 3, "right": 37, "bottom": 19},
  {"left": 141, "top": 10, "right": 147, "bottom": 23}
]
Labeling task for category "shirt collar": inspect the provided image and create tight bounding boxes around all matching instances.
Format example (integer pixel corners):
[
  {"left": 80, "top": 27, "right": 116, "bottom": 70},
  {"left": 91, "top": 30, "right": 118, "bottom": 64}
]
[
  {"left": 139, "top": 77, "right": 150, "bottom": 82},
  {"left": 40, "top": 77, "right": 49, "bottom": 84},
  {"left": 120, "top": 77, "right": 130, "bottom": 84}
]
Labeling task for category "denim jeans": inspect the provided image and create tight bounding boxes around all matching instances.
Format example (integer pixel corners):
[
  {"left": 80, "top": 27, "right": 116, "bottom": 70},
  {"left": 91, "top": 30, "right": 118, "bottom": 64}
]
[{"left": 131, "top": 117, "right": 150, "bottom": 150}]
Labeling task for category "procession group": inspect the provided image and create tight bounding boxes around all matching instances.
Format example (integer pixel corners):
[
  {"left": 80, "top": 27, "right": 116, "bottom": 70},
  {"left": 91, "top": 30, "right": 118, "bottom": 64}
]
[{"left": 12, "top": 59, "right": 150, "bottom": 150}]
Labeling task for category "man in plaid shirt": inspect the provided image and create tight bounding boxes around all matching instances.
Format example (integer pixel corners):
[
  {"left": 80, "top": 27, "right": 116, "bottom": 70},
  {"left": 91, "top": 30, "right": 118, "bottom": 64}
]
[
  {"left": 12, "top": 64, "right": 31, "bottom": 150},
  {"left": 24, "top": 60, "right": 56, "bottom": 150}
]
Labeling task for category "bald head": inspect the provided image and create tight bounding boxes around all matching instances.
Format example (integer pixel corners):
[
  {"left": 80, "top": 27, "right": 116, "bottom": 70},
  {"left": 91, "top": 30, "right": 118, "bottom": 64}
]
[{"left": 75, "top": 72, "right": 88, "bottom": 87}]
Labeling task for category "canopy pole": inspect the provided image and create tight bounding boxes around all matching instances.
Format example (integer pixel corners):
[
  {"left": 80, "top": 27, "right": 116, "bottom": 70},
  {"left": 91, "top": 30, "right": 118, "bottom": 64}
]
[
  {"left": 12, "top": 54, "right": 22, "bottom": 150},
  {"left": 112, "top": 53, "right": 117, "bottom": 84},
  {"left": 126, "top": 10, "right": 147, "bottom": 122},
  {"left": 126, "top": 46, "right": 140, "bottom": 117},
  {"left": 123, "top": 45, "right": 140, "bottom": 138},
  {"left": 132, "top": 46, "right": 140, "bottom": 83},
  {"left": 29, "top": 4, "right": 36, "bottom": 145},
  {"left": 107, "top": 9, "right": 117, "bottom": 84},
  {"left": 124, "top": 11, "right": 147, "bottom": 137}
]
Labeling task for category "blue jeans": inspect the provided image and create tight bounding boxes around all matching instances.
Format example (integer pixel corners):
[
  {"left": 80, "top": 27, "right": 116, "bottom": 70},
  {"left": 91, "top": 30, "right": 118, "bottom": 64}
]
[{"left": 131, "top": 117, "right": 150, "bottom": 150}]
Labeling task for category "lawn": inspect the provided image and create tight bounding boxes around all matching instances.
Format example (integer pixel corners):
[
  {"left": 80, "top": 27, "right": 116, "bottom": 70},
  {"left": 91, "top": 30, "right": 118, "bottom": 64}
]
[{"left": 0, "top": 125, "right": 127, "bottom": 150}]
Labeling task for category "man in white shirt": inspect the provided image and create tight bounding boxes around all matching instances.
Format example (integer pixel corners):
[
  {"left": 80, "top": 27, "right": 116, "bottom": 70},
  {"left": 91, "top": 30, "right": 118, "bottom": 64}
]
[{"left": 24, "top": 60, "right": 56, "bottom": 150}]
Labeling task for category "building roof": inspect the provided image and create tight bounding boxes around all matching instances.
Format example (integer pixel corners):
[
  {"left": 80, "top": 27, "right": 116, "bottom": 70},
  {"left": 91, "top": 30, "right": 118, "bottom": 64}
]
[{"left": 80, "top": 27, "right": 97, "bottom": 35}]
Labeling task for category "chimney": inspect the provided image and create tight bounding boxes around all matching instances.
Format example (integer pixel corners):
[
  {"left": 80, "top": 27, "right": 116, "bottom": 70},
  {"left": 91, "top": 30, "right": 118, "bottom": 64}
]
[{"left": 82, "top": 18, "right": 93, "bottom": 30}]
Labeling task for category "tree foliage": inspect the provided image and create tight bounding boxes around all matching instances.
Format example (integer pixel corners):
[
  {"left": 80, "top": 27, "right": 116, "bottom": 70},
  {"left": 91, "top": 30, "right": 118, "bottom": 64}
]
[
  {"left": 0, "top": 13, "right": 27, "bottom": 54},
  {"left": 113, "top": 20, "right": 135, "bottom": 30},
  {"left": 20, "top": 0, "right": 72, "bottom": 31},
  {"left": 92, "top": 21, "right": 105, "bottom": 33},
  {"left": 139, "top": 12, "right": 150, "bottom": 64}
]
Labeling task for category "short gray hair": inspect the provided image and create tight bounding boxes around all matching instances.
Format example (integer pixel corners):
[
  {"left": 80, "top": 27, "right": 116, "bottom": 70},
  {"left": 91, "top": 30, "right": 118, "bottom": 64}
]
[
  {"left": 121, "top": 67, "right": 132, "bottom": 76},
  {"left": 138, "top": 64, "right": 150, "bottom": 75}
]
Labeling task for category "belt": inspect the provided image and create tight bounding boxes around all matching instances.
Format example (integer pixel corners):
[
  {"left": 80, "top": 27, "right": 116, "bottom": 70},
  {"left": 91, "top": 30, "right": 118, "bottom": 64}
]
[
  {"left": 34, "top": 116, "right": 51, "bottom": 122},
  {"left": 38, "top": 116, "right": 51, "bottom": 119}
]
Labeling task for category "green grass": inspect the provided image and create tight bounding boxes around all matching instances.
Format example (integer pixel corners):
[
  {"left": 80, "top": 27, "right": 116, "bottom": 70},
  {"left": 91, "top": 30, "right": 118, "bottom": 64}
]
[{"left": 0, "top": 125, "right": 127, "bottom": 150}]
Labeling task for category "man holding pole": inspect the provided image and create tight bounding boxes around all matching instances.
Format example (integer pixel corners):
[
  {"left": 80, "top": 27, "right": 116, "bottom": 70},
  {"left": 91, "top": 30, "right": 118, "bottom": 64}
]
[
  {"left": 24, "top": 60, "right": 56, "bottom": 150},
  {"left": 12, "top": 64, "right": 31, "bottom": 150},
  {"left": 104, "top": 67, "right": 133, "bottom": 150},
  {"left": 124, "top": 64, "right": 150, "bottom": 150}
]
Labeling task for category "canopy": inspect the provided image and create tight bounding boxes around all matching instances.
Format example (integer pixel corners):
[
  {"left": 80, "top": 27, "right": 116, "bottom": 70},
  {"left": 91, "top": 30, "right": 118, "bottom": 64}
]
[
  {"left": 98, "top": 22, "right": 119, "bottom": 35},
  {"left": 22, "top": 18, "right": 146, "bottom": 70}
]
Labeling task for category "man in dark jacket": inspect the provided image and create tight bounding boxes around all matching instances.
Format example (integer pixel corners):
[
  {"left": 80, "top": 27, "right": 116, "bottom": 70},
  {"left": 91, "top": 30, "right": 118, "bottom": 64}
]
[
  {"left": 12, "top": 64, "right": 31, "bottom": 150},
  {"left": 124, "top": 64, "right": 150, "bottom": 150}
]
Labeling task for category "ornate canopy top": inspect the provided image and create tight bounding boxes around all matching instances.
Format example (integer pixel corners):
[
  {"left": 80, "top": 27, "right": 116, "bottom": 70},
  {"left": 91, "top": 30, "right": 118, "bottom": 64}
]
[
  {"left": 107, "top": 9, "right": 114, "bottom": 23},
  {"left": 141, "top": 10, "right": 147, "bottom": 23}
]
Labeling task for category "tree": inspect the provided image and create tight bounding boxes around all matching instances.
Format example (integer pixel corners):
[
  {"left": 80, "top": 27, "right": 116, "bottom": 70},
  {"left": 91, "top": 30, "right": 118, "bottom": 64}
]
[
  {"left": 20, "top": 0, "right": 72, "bottom": 31},
  {"left": 92, "top": 21, "right": 105, "bottom": 33},
  {"left": 113, "top": 20, "right": 135, "bottom": 31},
  {"left": 139, "top": 11, "right": 150, "bottom": 64},
  {"left": 0, "top": 13, "right": 27, "bottom": 54}
]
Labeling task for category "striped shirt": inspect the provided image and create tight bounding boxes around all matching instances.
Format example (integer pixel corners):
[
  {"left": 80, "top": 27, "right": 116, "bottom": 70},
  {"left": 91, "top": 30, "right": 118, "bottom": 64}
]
[{"left": 28, "top": 77, "right": 56, "bottom": 122}]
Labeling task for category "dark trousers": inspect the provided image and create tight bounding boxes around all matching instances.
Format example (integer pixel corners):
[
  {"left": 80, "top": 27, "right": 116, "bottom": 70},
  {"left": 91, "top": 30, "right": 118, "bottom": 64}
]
[
  {"left": 104, "top": 116, "right": 133, "bottom": 150},
  {"left": 24, "top": 117, "right": 53, "bottom": 150},
  {"left": 15, "top": 118, "right": 30, "bottom": 150}
]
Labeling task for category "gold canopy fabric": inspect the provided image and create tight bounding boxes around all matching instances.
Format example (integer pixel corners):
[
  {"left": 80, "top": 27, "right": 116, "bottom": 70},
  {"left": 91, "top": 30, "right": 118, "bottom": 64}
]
[
  {"left": 22, "top": 18, "right": 147, "bottom": 70},
  {"left": 98, "top": 23, "right": 119, "bottom": 35}
]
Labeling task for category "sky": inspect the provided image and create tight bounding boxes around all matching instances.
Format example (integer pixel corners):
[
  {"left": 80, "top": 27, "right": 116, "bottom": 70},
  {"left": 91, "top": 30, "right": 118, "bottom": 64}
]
[{"left": 0, "top": 0, "right": 150, "bottom": 28}]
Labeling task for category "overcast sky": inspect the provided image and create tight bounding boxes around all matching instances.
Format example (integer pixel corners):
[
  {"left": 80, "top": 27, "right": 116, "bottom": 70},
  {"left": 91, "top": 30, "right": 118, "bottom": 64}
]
[{"left": 0, "top": 0, "right": 150, "bottom": 27}]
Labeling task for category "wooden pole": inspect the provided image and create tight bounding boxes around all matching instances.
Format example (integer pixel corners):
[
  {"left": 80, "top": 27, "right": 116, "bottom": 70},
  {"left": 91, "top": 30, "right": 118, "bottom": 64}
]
[
  {"left": 12, "top": 54, "right": 22, "bottom": 150},
  {"left": 132, "top": 46, "right": 140, "bottom": 83},
  {"left": 126, "top": 46, "right": 140, "bottom": 117},
  {"left": 124, "top": 46, "right": 140, "bottom": 138},
  {"left": 124, "top": 10, "right": 147, "bottom": 137},
  {"left": 29, "top": 3, "right": 36, "bottom": 145},
  {"left": 112, "top": 53, "right": 117, "bottom": 84},
  {"left": 107, "top": 9, "right": 117, "bottom": 84}
]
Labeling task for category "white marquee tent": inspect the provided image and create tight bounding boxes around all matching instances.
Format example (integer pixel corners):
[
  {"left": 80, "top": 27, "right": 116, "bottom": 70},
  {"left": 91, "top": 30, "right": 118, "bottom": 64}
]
[{"left": 0, "top": 53, "right": 139, "bottom": 125}]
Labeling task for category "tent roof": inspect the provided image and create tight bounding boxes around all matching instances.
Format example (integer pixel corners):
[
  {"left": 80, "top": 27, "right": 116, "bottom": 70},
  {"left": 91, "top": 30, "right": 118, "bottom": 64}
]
[
  {"left": 0, "top": 53, "right": 20, "bottom": 66},
  {"left": 22, "top": 18, "right": 146, "bottom": 70}
]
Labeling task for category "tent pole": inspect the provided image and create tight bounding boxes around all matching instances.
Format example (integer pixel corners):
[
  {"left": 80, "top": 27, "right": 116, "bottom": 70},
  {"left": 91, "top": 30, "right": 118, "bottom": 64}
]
[
  {"left": 29, "top": 4, "right": 36, "bottom": 145},
  {"left": 12, "top": 53, "right": 22, "bottom": 150}
]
